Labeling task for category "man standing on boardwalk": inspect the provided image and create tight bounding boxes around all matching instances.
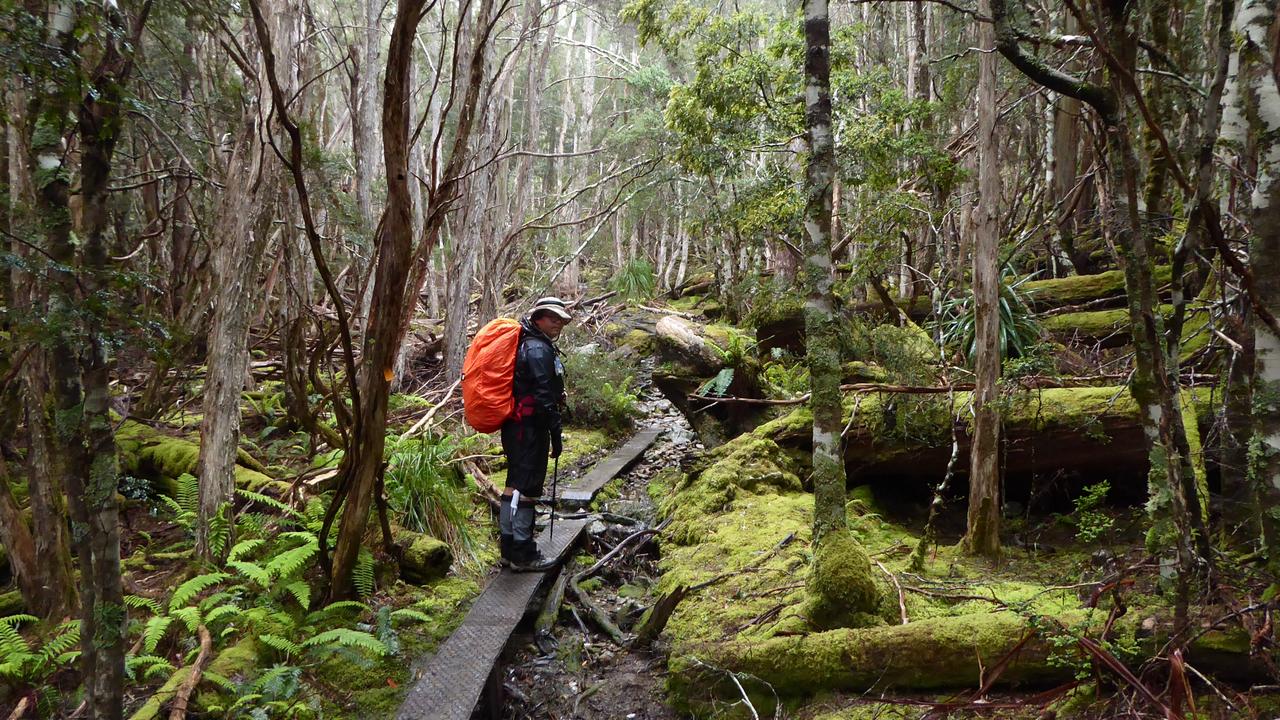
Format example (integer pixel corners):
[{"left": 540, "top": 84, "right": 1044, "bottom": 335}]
[{"left": 498, "top": 297, "right": 571, "bottom": 571}]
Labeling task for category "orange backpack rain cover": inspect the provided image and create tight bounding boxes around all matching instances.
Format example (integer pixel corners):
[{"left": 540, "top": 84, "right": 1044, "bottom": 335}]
[{"left": 462, "top": 318, "right": 522, "bottom": 433}]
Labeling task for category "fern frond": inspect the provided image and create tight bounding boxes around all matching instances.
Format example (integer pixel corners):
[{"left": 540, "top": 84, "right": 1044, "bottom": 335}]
[
  {"left": 176, "top": 473, "right": 199, "bottom": 513},
  {"left": 207, "top": 504, "right": 231, "bottom": 559},
  {"left": 259, "top": 634, "right": 303, "bottom": 657},
  {"left": 228, "top": 560, "right": 272, "bottom": 588},
  {"left": 265, "top": 541, "right": 318, "bottom": 581},
  {"left": 283, "top": 581, "right": 311, "bottom": 610},
  {"left": 170, "top": 606, "right": 201, "bottom": 634},
  {"left": 390, "top": 609, "right": 432, "bottom": 625},
  {"left": 353, "top": 548, "right": 375, "bottom": 598},
  {"left": 0, "top": 622, "right": 30, "bottom": 656},
  {"left": 226, "top": 693, "right": 265, "bottom": 713},
  {"left": 142, "top": 616, "right": 174, "bottom": 654},
  {"left": 125, "top": 654, "right": 174, "bottom": 681},
  {"left": 227, "top": 538, "right": 266, "bottom": 562},
  {"left": 203, "top": 604, "right": 240, "bottom": 628},
  {"left": 277, "top": 530, "right": 318, "bottom": 544},
  {"left": 0, "top": 615, "right": 39, "bottom": 628},
  {"left": 235, "top": 488, "right": 297, "bottom": 516},
  {"left": 169, "top": 572, "right": 230, "bottom": 611},
  {"left": 124, "top": 595, "right": 162, "bottom": 616},
  {"left": 38, "top": 622, "right": 80, "bottom": 663},
  {"left": 202, "top": 670, "right": 236, "bottom": 693},
  {"left": 300, "top": 628, "right": 388, "bottom": 656},
  {"left": 305, "top": 601, "right": 369, "bottom": 626}
]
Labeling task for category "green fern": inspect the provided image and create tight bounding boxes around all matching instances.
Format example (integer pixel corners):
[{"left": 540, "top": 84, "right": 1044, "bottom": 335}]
[
  {"left": 390, "top": 608, "right": 432, "bottom": 625},
  {"left": 0, "top": 615, "right": 38, "bottom": 630},
  {"left": 283, "top": 582, "right": 311, "bottom": 610},
  {"left": 203, "top": 604, "right": 241, "bottom": 628},
  {"left": 176, "top": 473, "right": 199, "bottom": 514},
  {"left": 142, "top": 616, "right": 174, "bottom": 654},
  {"left": 202, "top": 671, "right": 237, "bottom": 693},
  {"left": 305, "top": 601, "right": 369, "bottom": 625},
  {"left": 125, "top": 654, "right": 175, "bottom": 681},
  {"left": 228, "top": 560, "right": 272, "bottom": 588},
  {"left": 259, "top": 634, "right": 304, "bottom": 657},
  {"left": 124, "top": 595, "right": 162, "bottom": 616},
  {"left": 236, "top": 488, "right": 298, "bottom": 517},
  {"left": 38, "top": 621, "right": 80, "bottom": 662},
  {"left": 266, "top": 540, "right": 318, "bottom": 580},
  {"left": 300, "top": 628, "right": 388, "bottom": 656},
  {"left": 169, "top": 572, "right": 230, "bottom": 611},
  {"left": 170, "top": 606, "right": 202, "bottom": 633},
  {"left": 228, "top": 538, "right": 266, "bottom": 561},
  {"left": 207, "top": 503, "right": 231, "bottom": 558},
  {"left": 353, "top": 549, "right": 375, "bottom": 597}
]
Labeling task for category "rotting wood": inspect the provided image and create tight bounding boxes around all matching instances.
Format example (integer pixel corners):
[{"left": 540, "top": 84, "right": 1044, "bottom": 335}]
[{"left": 167, "top": 624, "right": 212, "bottom": 720}]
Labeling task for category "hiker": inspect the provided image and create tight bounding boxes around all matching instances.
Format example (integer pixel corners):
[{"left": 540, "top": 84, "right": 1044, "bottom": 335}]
[{"left": 498, "top": 296, "right": 571, "bottom": 571}]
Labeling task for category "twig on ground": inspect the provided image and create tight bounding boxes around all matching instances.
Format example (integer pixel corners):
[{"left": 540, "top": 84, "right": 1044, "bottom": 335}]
[
  {"left": 873, "top": 559, "right": 909, "bottom": 625},
  {"left": 687, "top": 532, "right": 797, "bottom": 593},
  {"left": 6, "top": 698, "right": 30, "bottom": 720}
]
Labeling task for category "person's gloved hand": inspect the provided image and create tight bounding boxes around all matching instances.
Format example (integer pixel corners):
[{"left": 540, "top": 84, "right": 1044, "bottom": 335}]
[{"left": 550, "top": 428, "right": 563, "bottom": 459}]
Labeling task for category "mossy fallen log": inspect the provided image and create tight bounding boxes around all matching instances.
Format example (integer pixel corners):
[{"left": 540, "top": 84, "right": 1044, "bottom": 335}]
[
  {"left": 116, "top": 421, "right": 281, "bottom": 496},
  {"left": 754, "top": 386, "right": 1212, "bottom": 497},
  {"left": 1023, "top": 266, "right": 1173, "bottom": 311},
  {"left": 394, "top": 528, "right": 453, "bottom": 584}
]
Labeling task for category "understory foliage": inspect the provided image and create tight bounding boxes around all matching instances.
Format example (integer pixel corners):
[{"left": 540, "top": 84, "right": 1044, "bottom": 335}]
[
  {"left": 937, "top": 268, "right": 1043, "bottom": 363},
  {"left": 562, "top": 348, "right": 641, "bottom": 434},
  {"left": 384, "top": 434, "right": 480, "bottom": 563}
]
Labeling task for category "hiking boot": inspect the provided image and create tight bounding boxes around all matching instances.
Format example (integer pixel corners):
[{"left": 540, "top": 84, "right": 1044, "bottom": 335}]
[{"left": 507, "top": 540, "right": 557, "bottom": 573}]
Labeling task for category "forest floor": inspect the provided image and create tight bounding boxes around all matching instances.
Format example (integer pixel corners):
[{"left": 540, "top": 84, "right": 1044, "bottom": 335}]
[{"left": 501, "top": 373, "right": 695, "bottom": 719}]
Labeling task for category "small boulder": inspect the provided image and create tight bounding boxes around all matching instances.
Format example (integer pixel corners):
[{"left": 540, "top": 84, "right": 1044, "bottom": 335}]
[{"left": 398, "top": 531, "right": 453, "bottom": 585}]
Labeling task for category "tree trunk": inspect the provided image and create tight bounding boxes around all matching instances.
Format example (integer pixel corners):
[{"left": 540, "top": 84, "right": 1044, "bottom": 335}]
[
  {"left": 964, "top": 0, "right": 1001, "bottom": 559},
  {"left": 328, "top": 0, "right": 486, "bottom": 598},
  {"left": 196, "top": 10, "right": 288, "bottom": 562},
  {"left": 801, "top": 0, "right": 845, "bottom": 542},
  {"left": 1232, "top": 0, "right": 1280, "bottom": 571}
]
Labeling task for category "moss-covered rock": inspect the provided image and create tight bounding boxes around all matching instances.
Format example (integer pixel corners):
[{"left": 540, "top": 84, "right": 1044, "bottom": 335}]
[
  {"left": 806, "top": 529, "right": 881, "bottom": 631},
  {"left": 398, "top": 531, "right": 453, "bottom": 585},
  {"left": 661, "top": 434, "right": 803, "bottom": 544}
]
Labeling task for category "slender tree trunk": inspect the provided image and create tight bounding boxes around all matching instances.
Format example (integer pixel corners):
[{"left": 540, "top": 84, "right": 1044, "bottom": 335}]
[
  {"left": 964, "top": 0, "right": 1001, "bottom": 559},
  {"left": 801, "top": 0, "right": 845, "bottom": 542},
  {"left": 1231, "top": 0, "right": 1280, "bottom": 570},
  {"left": 196, "top": 10, "right": 288, "bottom": 562}
]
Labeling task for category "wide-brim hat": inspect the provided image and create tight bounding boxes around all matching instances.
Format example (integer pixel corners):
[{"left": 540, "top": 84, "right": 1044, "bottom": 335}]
[{"left": 529, "top": 296, "right": 573, "bottom": 321}]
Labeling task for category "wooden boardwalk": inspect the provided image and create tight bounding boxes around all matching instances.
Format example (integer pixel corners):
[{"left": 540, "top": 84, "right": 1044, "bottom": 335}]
[
  {"left": 395, "top": 426, "right": 663, "bottom": 720},
  {"left": 560, "top": 426, "right": 662, "bottom": 505}
]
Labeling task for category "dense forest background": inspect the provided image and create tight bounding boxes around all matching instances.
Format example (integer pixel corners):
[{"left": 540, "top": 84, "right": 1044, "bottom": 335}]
[{"left": 3, "top": 0, "right": 1280, "bottom": 717}]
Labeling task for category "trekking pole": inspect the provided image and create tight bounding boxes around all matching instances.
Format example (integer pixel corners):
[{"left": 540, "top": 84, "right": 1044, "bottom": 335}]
[{"left": 549, "top": 456, "right": 559, "bottom": 544}]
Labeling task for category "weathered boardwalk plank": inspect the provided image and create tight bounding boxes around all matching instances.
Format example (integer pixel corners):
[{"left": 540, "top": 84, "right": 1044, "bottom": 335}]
[
  {"left": 395, "top": 517, "right": 589, "bottom": 720},
  {"left": 559, "top": 426, "right": 662, "bottom": 505}
]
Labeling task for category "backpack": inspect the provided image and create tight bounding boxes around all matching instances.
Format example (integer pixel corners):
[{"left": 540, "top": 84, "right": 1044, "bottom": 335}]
[{"left": 461, "top": 318, "right": 522, "bottom": 432}]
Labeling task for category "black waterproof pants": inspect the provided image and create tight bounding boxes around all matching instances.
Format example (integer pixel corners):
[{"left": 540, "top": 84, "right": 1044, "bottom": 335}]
[{"left": 500, "top": 417, "right": 549, "bottom": 498}]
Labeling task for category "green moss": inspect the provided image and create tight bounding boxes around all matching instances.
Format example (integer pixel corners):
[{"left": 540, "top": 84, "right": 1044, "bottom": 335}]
[
  {"left": 0, "top": 591, "right": 24, "bottom": 616},
  {"left": 578, "top": 577, "right": 605, "bottom": 593},
  {"left": 660, "top": 434, "right": 803, "bottom": 545},
  {"left": 806, "top": 529, "right": 881, "bottom": 631},
  {"left": 620, "top": 329, "right": 655, "bottom": 354},
  {"left": 116, "top": 421, "right": 282, "bottom": 495},
  {"left": 841, "top": 361, "right": 888, "bottom": 383},
  {"left": 398, "top": 531, "right": 452, "bottom": 585},
  {"left": 1042, "top": 307, "right": 1132, "bottom": 338}
]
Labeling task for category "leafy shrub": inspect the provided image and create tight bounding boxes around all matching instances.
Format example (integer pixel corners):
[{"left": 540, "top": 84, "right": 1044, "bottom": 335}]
[
  {"left": 611, "top": 257, "right": 657, "bottom": 301},
  {"left": 384, "top": 435, "right": 478, "bottom": 565},
  {"left": 561, "top": 349, "right": 640, "bottom": 434}
]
